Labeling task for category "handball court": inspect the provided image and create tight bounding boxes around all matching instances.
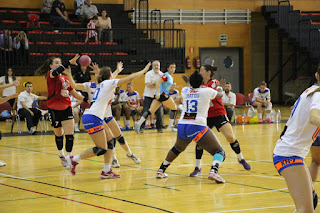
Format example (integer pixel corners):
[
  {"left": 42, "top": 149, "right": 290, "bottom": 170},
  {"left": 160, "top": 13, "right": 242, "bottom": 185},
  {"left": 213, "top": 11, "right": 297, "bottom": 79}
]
[{"left": 0, "top": 107, "right": 313, "bottom": 213}]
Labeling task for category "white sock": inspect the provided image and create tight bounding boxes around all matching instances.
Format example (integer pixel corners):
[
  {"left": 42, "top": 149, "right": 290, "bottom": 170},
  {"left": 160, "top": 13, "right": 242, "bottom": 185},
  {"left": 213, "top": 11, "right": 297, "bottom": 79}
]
[
  {"left": 137, "top": 117, "right": 146, "bottom": 127},
  {"left": 126, "top": 150, "right": 133, "bottom": 156},
  {"left": 266, "top": 113, "right": 270, "bottom": 119},
  {"left": 58, "top": 150, "right": 64, "bottom": 157},
  {"left": 113, "top": 152, "right": 117, "bottom": 160},
  {"left": 73, "top": 155, "right": 81, "bottom": 162},
  {"left": 126, "top": 120, "right": 130, "bottom": 127},
  {"left": 168, "top": 119, "right": 174, "bottom": 127},
  {"left": 103, "top": 163, "right": 111, "bottom": 172},
  {"left": 66, "top": 152, "right": 71, "bottom": 156},
  {"left": 116, "top": 120, "right": 121, "bottom": 126},
  {"left": 145, "top": 120, "right": 149, "bottom": 126},
  {"left": 237, "top": 153, "right": 244, "bottom": 161},
  {"left": 195, "top": 159, "right": 201, "bottom": 169},
  {"left": 151, "top": 119, "right": 156, "bottom": 125},
  {"left": 212, "top": 160, "right": 222, "bottom": 168},
  {"left": 75, "top": 123, "right": 78, "bottom": 129},
  {"left": 163, "top": 159, "right": 171, "bottom": 165},
  {"left": 258, "top": 113, "right": 262, "bottom": 119}
]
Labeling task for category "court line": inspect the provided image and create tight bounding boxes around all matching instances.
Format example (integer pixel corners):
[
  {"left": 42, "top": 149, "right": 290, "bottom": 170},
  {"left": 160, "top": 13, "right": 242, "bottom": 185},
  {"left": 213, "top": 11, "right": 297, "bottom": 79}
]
[
  {"left": 209, "top": 205, "right": 295, "bottom": 212},
  {"left": 0, "top": 183, "right": 123, "bottom": 212},
  {"left": 0, "top": 173, "right": 175, "bottom": 213},
  {"left": 145, "top": 184, "right": 180, "bottom": 191},
  {"left": 226, "top": 187, "right": 288, "bottom": 196}
]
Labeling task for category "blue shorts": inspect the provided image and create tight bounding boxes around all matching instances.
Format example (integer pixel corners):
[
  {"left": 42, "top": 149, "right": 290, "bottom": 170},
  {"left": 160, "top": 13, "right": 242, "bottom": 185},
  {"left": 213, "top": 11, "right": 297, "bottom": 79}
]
[
  {"left": 177, "top": 124, "right": 209, "bottom": 143},
  {"left": 312, "top": 137, "right": 320, "bottom": 147},
  {"left": 82, "top": 114, "right": 104, "bottom": 134},
  {"left": 104, "top": 116, "right": 114, "bottom": 124},
  {"left": 273, "top": 154, "right": 304, "bottom": 174}
]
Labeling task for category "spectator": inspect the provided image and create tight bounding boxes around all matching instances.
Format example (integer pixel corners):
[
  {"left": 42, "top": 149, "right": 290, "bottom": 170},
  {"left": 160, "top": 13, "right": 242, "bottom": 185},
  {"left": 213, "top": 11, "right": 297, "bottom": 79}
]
[
  {"left": 80, "top": 0, "right": 98, "bottom": 21},
  {"left": 74, "top": 0, "right": 86, "bottom": 16},
  {"left": 251, "top": 81, "right": 273, "bottom": 123},
  {"left": 97, "top": 9, "right": 112, "bottom": 42},
  {"left": 111, "top": 86, "right": 127, "bottom": 130},
  {"left": 84, "top": 15, "right": 98, "bottom": 43},
  {"left": 50, "top": 0, "right": 71, "bottom": 28},
  {"left": 0, "top": 30, "right": 13, "bottom": 66},
  {"left": 141, "top": 60, "right": 164, "bottom": 133},
  {"left": 0, "top": 68, "right": 18, "bottom": 107},
  {"left": 73, "top": 64, "right": 91, "bottom": 83},
  {"left": 41, "top": 0, "right": 55, "bottom": 15},
  {"left": 123, "top": 82, "right": 142, "bottom": 130},
  {"left": 13, "top": 31, "right": 29, "bottom": 66},
  {"left": 17, "top": 82, "right": 47, "bottom": 134},
  {"left": 222, "top": 82, "right": 236, "bottom": 122},
  {"left": 70, "top": 91, "right": 81, "bottom": 132}
]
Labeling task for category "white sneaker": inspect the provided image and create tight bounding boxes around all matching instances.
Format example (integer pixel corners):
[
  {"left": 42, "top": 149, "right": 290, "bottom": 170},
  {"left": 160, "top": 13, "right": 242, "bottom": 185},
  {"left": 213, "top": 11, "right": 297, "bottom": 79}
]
[
  {"left": 127, "top": 153, "right": 141, "bottom": 164},
  {"left": 74, "top": 127, "right": 80, "bottom": 132},
  {"left": 167, "top": 126, "right": 177, "bottom": 132},
  {"left": 0, "top": 160, "right": 7, "bottom": 167},
  {"left": 59, "top": 156, "right": 67, "bottom": 167},
  {"left": 156, "top": 169, "right": 168, "bottom": 179},
  {"left": 208, "top": 169, "right": 225, "bottom": 183},
  {"left": 29, "top": 127, "right": 36, "bottom": 135},
  {"left": 112, "top": 159, "right": 120, "bottom": 168}
]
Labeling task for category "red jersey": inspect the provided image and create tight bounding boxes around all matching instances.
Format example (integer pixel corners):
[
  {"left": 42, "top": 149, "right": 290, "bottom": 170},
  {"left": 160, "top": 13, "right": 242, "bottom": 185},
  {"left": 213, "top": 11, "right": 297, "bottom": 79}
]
[
  {"left": 201, "top": 79, "right": 226, "bottom": 117},
  {"left": 47, "top": 71, "right": 73, "bottom": 110}
]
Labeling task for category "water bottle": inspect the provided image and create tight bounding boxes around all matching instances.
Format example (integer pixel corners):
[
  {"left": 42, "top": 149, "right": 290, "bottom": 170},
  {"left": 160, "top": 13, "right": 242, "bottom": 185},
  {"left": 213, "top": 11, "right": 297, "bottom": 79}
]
[
  {"left": 270, "top": 109, "right": 275, "bottom": 122},
  {"left": 276, "top": 109, "right": 281, "bottom": 123},
  {"left": 242, "top": 112, "right": 246, "bottom": 124}
]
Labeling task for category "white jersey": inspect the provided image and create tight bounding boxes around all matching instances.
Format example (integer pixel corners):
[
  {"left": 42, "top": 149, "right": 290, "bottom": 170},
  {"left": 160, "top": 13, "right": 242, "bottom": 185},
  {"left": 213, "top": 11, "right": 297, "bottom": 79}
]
[
  {"left": 252, "top": 87, "right": 271, "bottom": 102},
  {"left": 126, "top": 91, "right": 140, "bottom": 107},
  {"left": 169, "top": 89, "right": 179, "bottom": 101},
  {"left": 83, "top": 82, "right": 97, "bottom": 101},
  {"left": 274, "top": 85, "right": 320, "bottom": 158},
  {"left": 84, "top": 79, "right": 119, "bottom": 119},
  {"left": 179, "top": 87, "right": 217, "bottom": 126}
]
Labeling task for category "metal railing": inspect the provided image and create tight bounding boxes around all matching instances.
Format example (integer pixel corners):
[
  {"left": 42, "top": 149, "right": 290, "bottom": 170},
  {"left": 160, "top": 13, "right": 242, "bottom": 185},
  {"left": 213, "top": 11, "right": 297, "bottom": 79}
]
[{"left": 0, "top": 27, "right": 185, "bottom": 76}]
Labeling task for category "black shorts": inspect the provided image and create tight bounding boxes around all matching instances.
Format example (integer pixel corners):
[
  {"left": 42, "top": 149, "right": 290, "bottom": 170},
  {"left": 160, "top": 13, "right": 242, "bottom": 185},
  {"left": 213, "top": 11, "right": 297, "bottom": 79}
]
[
  {"left": 207, "top": 115, "right": 229, "bottom": 131},
  {"left": 155, "top": 94, "right": 169, "bottom": 102},
  {"left": 48, "top": 106, "right": 74, "bottom": 128}
]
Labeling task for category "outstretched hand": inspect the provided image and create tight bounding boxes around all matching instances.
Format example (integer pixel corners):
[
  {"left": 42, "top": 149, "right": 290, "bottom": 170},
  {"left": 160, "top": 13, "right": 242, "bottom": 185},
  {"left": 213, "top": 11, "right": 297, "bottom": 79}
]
[
  {"left": 89, "top": 62, "right": 100, "bottom": 75},
  {"left": 116, "top": 61, "right": 124, "bottom": 73},
  {"left": 69, "top": 54, "right": 80, "bottom": 66},
  {"left": 144, "top": 62, "right": 152, "bottom": 71}
]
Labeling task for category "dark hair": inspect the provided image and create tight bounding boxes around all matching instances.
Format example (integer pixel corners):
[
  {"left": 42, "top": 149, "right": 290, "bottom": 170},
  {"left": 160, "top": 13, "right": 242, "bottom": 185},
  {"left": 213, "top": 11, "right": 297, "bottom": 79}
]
[
  {"left": 25, "top": 82, "right": 32, "bottom": 87},
  {"left": 203, "top": 65, "right": 217, "bottom": 78},
  {"left": 260, "top": 81, "right": 267, "bottom": 87},
  {"left": 225, "top": 82, "right": 231, "bottom": 85},
  {"left": 189, "top": 71, "right": 203, "bottom": 88},
  {"left": 166, "top": 62, "right": 176, "bottom": 71},
  {"left": 35, "top": 57, "right": 59, "bottom": 76},
  {"left": 92, "top": 15, "right": 98, "bottom": 20},
  {"left": 98, "top": 66, "right": 112, "bottom": 83},
  {"left": 308, "top": 66, "right": 320, "bottom": 97},
  {"left": 101, "top": 9, "right": 108, "bottom": 17},
  {"left": 5, "top": 68, "right": 16, "bottom": 84}
]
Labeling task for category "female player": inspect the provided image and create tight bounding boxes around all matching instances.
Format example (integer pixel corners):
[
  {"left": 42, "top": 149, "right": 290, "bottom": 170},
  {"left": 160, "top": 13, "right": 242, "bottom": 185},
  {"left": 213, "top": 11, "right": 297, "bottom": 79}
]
[
  {"left": 66, "top": 62, "right": 151, "bottom": 178},
  {"left": 135, "top": 62, "right": 177, "bottom": 133},
  {"left": 35, "top": 54, "right": 86, "bottom": 167},
  {"left": 65, "top": 62, "right": 141, "bottom": 168},
  {"left": 273, "top": 68, "right": 320, "bottom": 212},
  {"left": 156, "top": 71, "right": 226, "bottom": 183}
]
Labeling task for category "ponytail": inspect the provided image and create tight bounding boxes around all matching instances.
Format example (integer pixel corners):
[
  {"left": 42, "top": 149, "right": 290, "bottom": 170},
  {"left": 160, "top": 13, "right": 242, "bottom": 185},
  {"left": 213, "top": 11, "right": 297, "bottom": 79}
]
[{"left": 35, "top": 57, "right": 56, "bottom": 76}]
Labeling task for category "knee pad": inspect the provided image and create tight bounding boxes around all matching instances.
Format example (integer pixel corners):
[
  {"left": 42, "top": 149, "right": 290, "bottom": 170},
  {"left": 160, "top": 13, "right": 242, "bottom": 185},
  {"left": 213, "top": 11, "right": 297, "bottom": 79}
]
[
  {"left": 314, "top": 190, "right": 318, "bottom": 210},
  {"left": 116, "top": 135, "right": 125, "bottom": 145},
  {"left": 65, "top": 135, "right": 74, "bottom": 152},
  {"left": 55, "top": 135, "right": 63, "bottom": 150},
  {"left": 196, "top": 144, "right": 203, "bottom": 151},
  {"left": 171, "top": 146, "right": 181, "bottom": 156},
  {"left": 107, "top": 138, "right": 115, "bottom": 150},
  {"left": 93, "top": 146, "right": 107, "bottom": 156},
  {"left": 215, "top": 149, "right": 226, "bottom": 162}
]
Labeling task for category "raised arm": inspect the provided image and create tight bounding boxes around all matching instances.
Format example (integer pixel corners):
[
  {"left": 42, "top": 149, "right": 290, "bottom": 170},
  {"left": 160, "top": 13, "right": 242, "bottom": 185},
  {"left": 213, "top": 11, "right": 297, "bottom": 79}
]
[
  {"left": 50, "top": 54, "right": 79, "bottom": 79},
  {"left": 70, "top": 89, "right": 85, "bottom": 102},
  {"left": 118, "top": 62, "right": 151, "bottom": 85},
  {"left": 111, "top": 62, "right": 124, "bottom": 79}
]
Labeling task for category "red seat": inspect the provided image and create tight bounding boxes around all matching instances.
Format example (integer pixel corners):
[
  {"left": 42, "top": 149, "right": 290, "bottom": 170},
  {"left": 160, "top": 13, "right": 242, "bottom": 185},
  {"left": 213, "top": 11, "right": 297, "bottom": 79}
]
[
  {"left": 1, "top": 20, "right": 16, "bottom": 23},
  {"left": 46, "top": 53, "right": 61, "bottom": 56},
  {"left": 36, "top": 42, "right": 52, "bottom": 45},
  {"left": 63, "top": 53, "right": 77, "bottom": 56},
  {"left": 10, "top": 10, "right": 24, "bottom": 13},
  {"left": 248, "top": 93, "right": 254, "bottom": 104},
  {"left": 235, "top": 93, "right": 246, "bottom": 105},
  {"left": 54, "top": 42, "right": 69, "bottom": 45}
]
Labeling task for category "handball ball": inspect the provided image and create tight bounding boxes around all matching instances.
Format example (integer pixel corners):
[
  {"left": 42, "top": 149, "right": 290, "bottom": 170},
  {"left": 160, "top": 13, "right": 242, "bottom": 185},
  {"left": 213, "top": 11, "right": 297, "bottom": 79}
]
[{"left": 79, "top": 55, "right": 91, "bottom": 67}]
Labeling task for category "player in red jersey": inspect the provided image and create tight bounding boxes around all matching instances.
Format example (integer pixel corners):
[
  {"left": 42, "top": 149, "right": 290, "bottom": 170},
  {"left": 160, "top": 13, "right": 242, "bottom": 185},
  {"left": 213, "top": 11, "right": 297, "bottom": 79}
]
[
  {"left": 189, "top": 65, "right": 251, "bottom": 177},
  {"left": 35, "top": 54, "right": 86, "bottom": 167}
]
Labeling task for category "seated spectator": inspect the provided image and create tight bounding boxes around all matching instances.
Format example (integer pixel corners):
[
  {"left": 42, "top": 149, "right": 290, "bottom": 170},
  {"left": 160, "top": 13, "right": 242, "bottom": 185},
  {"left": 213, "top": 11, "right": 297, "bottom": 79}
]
[
  {"left": 17, "top": 82, "right": 47, "bottom": 134},
  {"left": 70, "top": 91, "right": 82, "bottom": 132},
  {"left": 84, "top": 15, "right": 98, "bottom": 43},
  {"left": 0, "top": 68, "right": 18, "bottom": 107},
  {"left": 123, "top": 83, "right": 142, "bottom": 130},
  {"left": 111, "top": 86, "right": 126, "bottom": 130},
  {"left": 0, "top": 30, "right": 13, "bottom": 66},
  {"left": 168, "top": 83, "right": 180, "bottom": 128},
  {"left": 74, "top": 0, "right": 86, "bottom": 16},
  {"left": 13, "top": 31, "right": 29, "bottom": 66},
  {"left": 97, "top": 9, "right": 112, "bottom": 42},
  {"left": 50, "top": 0, "right": 71, "bottom": 28},
  {"left": 251, "top": 81, "right": 273, "bottom": 123},
  {"left": 80, "top": 0, "right": 98, "bottom": 21},
  {"left": 222, "top": 82, "right": 236, "bottom": 122},
  {"left": 73, "top": 64, "right": 91, "bottom": 99},
  {"left": 41, "top": 0, "right": 55, "bottom": 17}
]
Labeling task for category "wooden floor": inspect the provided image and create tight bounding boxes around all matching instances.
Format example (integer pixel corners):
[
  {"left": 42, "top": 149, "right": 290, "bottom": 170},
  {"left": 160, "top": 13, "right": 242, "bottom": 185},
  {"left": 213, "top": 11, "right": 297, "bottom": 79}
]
[{"left": 0, "top": 106, "right": 318, "bottom": 213}]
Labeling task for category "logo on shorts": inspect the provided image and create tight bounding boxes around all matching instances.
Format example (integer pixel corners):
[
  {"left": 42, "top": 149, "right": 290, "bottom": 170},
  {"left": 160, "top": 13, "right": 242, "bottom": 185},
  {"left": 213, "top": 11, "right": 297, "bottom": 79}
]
[{"left": 280, "top": 159, "right": 296, "bottom": 166}]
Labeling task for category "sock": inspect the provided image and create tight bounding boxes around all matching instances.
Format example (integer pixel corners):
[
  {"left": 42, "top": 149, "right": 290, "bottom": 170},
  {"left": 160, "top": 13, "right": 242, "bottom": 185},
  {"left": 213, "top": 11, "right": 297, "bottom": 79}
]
[
  {"left": 137, "top": 116, "right": 146, "bottom": 127},
  {"left": 126, "top": 120, "right": 130, "bottom": 127},
  {"left": 258, "top": 113, "right": 262, "bottom": 119},
  {"left": 237, "top": 153, "right": 244, "bottom": 161},
  {"left": 168, "top": 119, "right": 174, "bottom": 127},
  {"left": 66, "top": 152, "right": 71, "bottom": 156},
  {"left": 145, "top": 120, "right": 149, "bottom": 126},
  {"left": 126, "top": 150, "right": 133, "bottom": 156},
  {"left": 211, "top": 153, "right": 224, "bottom": 172},
  {"left": 73, "top": 155, "right": 81, "bottom": 162},
  {"left": 58, "top": 150, "right": 64, "bottom": 157},
  {"left": 169, "top": 110, "right": 176, "bottom": 119},
  {"left": 75, "top": 123, "right": 78, "bottom": 129},
  {"left": 195, "top": 159, "right": 201, "bottom": 169},
  {"left": 116, "top": 120, "right": 120, "bottom": 126},
  {"left": 103, "top": 163, "right": 111, "bottom": 172},
  {"left": 151, "top": 118, "right": 156, "bottom": 125},
  {"left": 230, "top": 140, "right": 241, "bottom": 154},
  {"left": 113, "top": 152, "right": 117, "bottom": 160},
  {"left": 266, "top": 113, "right": 270, "bottom": 119},
  {"left": 159, "top": 160, "right": 171, "bottom": 172}
]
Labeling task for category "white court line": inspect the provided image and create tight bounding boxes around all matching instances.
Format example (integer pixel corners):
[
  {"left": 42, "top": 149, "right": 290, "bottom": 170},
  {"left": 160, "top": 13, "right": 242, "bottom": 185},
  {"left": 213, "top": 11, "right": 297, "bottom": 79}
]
[
  {"left": 209, "top": 205, "right": 294, "bottom": 212},
  {"left": 227, "top": 187, "right": 287, "bottom": 196},
  {"left": 222, "top": 174, "right": 283, "bottom": 180}
]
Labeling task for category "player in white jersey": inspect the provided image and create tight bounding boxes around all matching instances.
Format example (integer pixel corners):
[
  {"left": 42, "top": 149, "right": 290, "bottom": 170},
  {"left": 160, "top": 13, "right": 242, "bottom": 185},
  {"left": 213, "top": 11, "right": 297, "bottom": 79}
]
[
  {"left": 65, "top": 62, "right": 151, "bottom": 178},
  {"left": 251, "top": 81, "right": 273, "bottom": 123},
  {"left": 273, "top": 70, "right": 320, "bottom": 212},
  {"left": 156, "top": 71, "right": 226, "bottom": 183}
]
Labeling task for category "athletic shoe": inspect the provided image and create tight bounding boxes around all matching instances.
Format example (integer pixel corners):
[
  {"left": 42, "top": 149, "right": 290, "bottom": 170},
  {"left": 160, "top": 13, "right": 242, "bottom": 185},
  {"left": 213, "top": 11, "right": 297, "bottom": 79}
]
[
  {"left": 126, "top": 126, "right": 133, "bottom": 130},
  {"left": 145, "top": 124, "right": 152, "bottom": 129},
  {"left": 59, "top": 156, "right": 67, "bottom": 167},
  {"left": 66, "top": 156, "right": 78, "bottom": 175},
  {"left": 74, "top": 127, "right": 80, "bottom": 132},
  {"left": 266, "top": 118, "right": 274, "bottom": 123},
  {"left": 156, "top": 169, "right": 168, "bottom": 179},
  {"left": 29, "top": 127, "right": 36, "bottom": 135},
  {"left": 100, "top": 169, "right": 121, "bottom": 179},
  {"left": 120, "top": 126, "right": 126, "bottom": 131},
  {"left": 0, "top": 160, "right": 7, "bottom": 167},
  {"left": 157, "top": 129, "right": 163, "bottom": 133},
  {"left": 239, "top": 159, "right": 251, "bottom": 170},
  {"left": 208, "top": 169, "right": 225, "bottom": 183},
  {"left": 134, "top": 123, "right": 141, "bottom": 134},
  {"left": 258, "top": 118, "right": 263, "bottom": 123},
  {"left": 167, "top": 127, "right": 177, "bottom": 132},
  {"left": 112, "top": 159, "right": 120, "bottom": 168},
  {"left": 127, "top": 153, "right": 141, "bottom": 164},
  {"left": 189, "top": 167, "right": 202, "bottom": 177}
]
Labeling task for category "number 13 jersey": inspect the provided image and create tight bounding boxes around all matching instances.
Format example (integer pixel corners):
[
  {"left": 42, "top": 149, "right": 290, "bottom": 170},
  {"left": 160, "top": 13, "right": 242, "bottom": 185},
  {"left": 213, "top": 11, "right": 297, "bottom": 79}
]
[{"left": 179, "top": 87, "right": 217, "bottom": 126}]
